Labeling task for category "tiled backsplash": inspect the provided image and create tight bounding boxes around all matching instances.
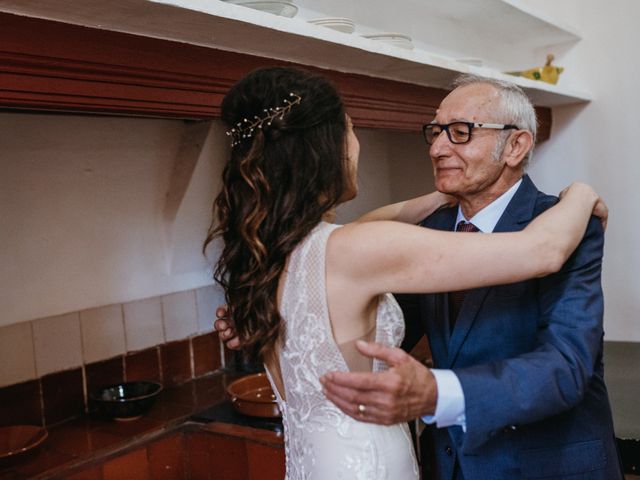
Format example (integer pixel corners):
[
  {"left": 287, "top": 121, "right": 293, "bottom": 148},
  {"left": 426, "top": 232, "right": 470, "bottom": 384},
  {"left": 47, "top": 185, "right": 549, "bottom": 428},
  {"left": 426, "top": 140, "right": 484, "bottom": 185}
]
[{"left": 0, "top": 285, "right": 227, "bottom": 428}]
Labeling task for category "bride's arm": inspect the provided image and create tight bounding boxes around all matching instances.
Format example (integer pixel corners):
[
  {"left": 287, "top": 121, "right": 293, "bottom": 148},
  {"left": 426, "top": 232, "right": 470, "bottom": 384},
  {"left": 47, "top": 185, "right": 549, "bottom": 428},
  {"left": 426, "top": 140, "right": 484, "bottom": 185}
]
[
  {"left": 329, "top": 182, "right": 605, "bottom": 297},
  {"left": 354, "top": 191, "right": 456, "bottom": 224}
]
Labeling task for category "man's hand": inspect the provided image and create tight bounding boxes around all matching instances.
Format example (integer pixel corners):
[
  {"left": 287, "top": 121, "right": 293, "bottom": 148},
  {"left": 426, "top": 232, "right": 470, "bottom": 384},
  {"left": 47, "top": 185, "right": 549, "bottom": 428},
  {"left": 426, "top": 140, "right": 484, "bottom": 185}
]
[
  {"left": 214, "top": 305, "right": 241, "bottom": 350},
  {"left": 320, "top": 340, "right": 438, "bottom": 425}
]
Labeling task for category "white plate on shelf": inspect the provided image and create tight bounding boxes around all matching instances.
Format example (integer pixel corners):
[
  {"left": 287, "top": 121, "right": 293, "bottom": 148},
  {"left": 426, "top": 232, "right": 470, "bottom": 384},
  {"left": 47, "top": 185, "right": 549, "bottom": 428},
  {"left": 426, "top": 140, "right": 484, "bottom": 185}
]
[
  {"left": 308, "top": 17, "right": 356, "bottom": 34},
  {"left": 224, "top": 1, "right": 298, "bottom": 18},
  {"left": 456, "top": 58, "right": 484, "bottom": 67},
  {"left": 361, "top": 33, "right": 414, "bottom": 50}
]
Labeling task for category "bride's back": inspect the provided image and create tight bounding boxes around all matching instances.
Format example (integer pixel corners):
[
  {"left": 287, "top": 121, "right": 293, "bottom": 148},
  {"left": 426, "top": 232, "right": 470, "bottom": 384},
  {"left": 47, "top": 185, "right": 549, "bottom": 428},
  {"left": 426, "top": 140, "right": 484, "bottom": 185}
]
[{"left": 266, "top": 222, "right": 418, "bottom": 480}]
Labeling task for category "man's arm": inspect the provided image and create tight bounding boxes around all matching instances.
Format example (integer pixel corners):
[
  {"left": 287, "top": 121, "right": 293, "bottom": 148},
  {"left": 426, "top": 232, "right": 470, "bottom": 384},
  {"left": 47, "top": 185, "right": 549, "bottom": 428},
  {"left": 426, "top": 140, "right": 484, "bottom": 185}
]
[
  {"left": 321, "top": 341, "right": 439, "bottom": 424},
  {"left": 354, "top": 192, "right": 455, "bottom": 224},
  {"left": 321, "top": 217, "right": 605, "bottom": 442},
  {"left": 456, "top": 216, "right": 605, "bottom": 452}
]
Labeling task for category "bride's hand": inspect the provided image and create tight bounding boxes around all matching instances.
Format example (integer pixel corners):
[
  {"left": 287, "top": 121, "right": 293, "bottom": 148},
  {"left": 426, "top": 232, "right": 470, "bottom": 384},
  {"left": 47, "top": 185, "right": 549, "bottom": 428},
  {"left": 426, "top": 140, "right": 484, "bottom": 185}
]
[
  {"left": 214, "top": 305, "right": 241, "bottom": 350},
  {"left": 432, "top": 191, "right": 457, "bottom": 210},
  {"left": 592, "top": 198, "right": 608, "bottom": 231},
  {"left": 559, "top": 183, "right": 608, "bottom": 231}
]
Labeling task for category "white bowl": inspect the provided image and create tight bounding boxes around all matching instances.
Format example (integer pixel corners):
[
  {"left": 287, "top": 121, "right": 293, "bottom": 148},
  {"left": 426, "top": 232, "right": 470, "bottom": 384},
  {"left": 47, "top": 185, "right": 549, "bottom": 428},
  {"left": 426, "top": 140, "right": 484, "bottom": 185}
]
[
  {"left": 308, "top": 17, "right": 355, "bottom": 34},
  {"left": 456, "top": 58, "right": 483, "bottom": 67},
  {"left": 225, "top": 1, "right": 298, "bottom": 18},
  {"left": 362, "top": 33, "right": 414, "bottom": 50}
]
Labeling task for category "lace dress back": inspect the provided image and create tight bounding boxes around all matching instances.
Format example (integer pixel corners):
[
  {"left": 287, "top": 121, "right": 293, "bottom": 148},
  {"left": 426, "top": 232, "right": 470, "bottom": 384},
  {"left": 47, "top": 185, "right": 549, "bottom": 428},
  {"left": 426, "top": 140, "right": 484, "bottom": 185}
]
[{"left": 266, "top": 222, "right": 419, "bottom": 480}]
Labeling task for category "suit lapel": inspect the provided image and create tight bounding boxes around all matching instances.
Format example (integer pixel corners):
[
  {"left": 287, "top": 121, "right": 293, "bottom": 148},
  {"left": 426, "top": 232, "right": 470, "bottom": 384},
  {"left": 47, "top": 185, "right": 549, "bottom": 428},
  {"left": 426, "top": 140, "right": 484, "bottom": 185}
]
[
  {"left": 422, "top": 206, "right": 457, "bottom": 366},
  {"left": 447, "top": 175, "right": 539, "bottom": 366},
  {"left": 492, "top": 175, "right": 539, "bottom": 234},
  {"left": 447, "top": 288, "right": 491, "bottom": 366}
]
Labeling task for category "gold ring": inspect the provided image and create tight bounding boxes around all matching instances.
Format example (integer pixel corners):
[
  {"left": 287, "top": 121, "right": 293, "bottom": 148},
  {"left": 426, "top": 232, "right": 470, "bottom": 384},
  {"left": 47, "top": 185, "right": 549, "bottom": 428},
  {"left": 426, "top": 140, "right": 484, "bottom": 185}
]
[{"left": 357, "top": 404, "right": 366, "bottom": 415}]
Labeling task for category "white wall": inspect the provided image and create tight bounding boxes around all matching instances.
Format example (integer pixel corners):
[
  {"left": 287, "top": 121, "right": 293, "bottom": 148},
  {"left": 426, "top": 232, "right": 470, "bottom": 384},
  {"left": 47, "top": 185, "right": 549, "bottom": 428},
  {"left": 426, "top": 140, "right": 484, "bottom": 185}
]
[
  {"left": 343, "top": 0, "right": 640, "bottom": 342},
  {"left": 518, "top": 0, "right": 640, "bottom": 341},
  {"left": 0, "top": 117, "right": 425, "bottom": 328},
  {"left": 337, "top": 128, "right": 434, "bottom": 222},
  {"left": 0, "top": 113, "right": 226, "bottom": 327},
  {"left": 3, "top": 0, "right": 638, "bottom": 342}
]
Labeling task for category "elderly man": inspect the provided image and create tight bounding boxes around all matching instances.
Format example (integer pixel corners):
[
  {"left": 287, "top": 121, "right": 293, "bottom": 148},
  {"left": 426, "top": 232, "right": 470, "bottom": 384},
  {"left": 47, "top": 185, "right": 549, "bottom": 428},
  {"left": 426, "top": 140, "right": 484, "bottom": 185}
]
[{"left": 320, "top": 75, "right": 622, "bottom": 479}]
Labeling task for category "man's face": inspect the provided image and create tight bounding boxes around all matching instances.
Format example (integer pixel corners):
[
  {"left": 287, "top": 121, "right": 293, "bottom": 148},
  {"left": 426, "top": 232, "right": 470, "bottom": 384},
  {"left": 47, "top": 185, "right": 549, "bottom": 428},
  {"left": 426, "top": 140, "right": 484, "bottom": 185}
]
[{"left": 430, "top": 83, "right": 511, "bottom": 198}]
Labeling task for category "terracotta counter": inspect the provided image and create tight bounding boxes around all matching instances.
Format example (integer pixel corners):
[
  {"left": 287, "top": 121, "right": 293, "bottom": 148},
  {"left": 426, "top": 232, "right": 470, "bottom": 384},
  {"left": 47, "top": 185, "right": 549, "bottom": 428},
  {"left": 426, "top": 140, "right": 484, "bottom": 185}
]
[{"left": 0, "top": 371, "right": 283, "bottom": 480}]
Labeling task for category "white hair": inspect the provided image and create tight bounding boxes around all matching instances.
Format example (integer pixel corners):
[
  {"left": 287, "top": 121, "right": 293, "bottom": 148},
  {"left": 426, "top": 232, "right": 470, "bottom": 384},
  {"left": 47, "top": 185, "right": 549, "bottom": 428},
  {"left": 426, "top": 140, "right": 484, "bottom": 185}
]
[{"left": 452, "top": 74, "right": 537, "bottom": 166}]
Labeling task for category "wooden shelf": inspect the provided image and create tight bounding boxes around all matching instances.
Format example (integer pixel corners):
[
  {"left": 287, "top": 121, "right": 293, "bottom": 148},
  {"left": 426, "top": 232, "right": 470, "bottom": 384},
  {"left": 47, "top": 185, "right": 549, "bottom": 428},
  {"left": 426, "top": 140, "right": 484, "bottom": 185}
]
[
  {"left": 0, "top": 0, "right": 589, "bottom": 107},
  {"left": 0, "top": 12, "right": 552, "bottom": 141}
]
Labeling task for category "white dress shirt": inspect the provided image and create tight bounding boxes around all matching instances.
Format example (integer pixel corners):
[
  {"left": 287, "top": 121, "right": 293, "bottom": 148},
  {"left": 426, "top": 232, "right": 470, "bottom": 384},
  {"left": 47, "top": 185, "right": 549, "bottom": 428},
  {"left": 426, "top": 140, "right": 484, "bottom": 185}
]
[{"left": 422, "top": 179, "right": 522, "bottom": 430}]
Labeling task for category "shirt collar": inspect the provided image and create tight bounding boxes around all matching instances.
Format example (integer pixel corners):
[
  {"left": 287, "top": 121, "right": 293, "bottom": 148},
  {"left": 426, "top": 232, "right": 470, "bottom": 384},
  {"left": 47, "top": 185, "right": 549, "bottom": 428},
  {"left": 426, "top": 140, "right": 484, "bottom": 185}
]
[{"left": 455, "top": 178, "right": 522, "bottom": 233}]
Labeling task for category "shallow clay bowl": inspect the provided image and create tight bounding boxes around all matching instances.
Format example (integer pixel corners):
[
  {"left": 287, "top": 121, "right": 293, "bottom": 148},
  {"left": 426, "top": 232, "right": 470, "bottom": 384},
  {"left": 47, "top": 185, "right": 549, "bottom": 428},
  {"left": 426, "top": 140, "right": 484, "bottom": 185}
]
[
  {"left": 226, "top": 373, "right": 281, "bottom": 418},
  {"left": 89, "top": 381, "right": 163, "bottom": 421},
  {"left": 0, "top": 425, "right": 48, "bottom": 465}
]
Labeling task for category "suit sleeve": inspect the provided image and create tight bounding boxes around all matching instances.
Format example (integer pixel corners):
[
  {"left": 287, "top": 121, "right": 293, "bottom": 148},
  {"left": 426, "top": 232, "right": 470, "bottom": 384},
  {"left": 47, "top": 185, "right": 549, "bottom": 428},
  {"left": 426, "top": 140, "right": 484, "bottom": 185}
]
[{"left": 454, "top": 216, "right": 605, "bottom": 453}]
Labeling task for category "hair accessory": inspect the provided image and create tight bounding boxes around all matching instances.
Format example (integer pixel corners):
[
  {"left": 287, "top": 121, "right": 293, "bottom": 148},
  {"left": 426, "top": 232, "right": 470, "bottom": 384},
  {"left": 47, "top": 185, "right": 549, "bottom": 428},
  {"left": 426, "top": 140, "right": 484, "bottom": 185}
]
[{"left": 226, "top": 93, "right": 302, "bottom": 147}]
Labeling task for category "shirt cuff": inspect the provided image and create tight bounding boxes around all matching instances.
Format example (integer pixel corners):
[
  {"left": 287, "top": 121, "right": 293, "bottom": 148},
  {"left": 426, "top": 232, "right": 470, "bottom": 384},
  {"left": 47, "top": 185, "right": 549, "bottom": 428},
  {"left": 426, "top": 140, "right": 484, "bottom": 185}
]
[{"left": 421, "top": 369, "right": 466, "bottom": 431}]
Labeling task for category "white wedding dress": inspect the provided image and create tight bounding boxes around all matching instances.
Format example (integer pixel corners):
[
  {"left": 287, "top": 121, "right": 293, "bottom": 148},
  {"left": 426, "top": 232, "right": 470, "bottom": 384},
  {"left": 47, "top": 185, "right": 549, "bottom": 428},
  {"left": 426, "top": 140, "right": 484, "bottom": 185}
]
[{"left": 266, "top": 222, "right": 419, "bottom": 480}]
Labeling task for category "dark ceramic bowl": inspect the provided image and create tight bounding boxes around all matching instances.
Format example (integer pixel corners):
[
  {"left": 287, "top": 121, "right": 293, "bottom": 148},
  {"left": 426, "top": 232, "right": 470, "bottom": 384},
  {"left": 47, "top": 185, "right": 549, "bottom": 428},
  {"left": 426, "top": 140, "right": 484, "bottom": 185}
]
[
  {"left": 89, "top": 381, "right": 163, "bottom": 421},
  {"left": 0, "top": 425, "right": 48, "bottom": 465},
  {"left": 226, "top": 373, "right": 281, "bottom": 418}
]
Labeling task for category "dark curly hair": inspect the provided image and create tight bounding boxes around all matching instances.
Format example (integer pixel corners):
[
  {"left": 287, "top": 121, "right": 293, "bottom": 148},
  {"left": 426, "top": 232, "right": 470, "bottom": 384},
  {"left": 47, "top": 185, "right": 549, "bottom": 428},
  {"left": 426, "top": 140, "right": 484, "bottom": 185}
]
[{"left": 204, "top": 67, "right": 349, "bottom": 362}]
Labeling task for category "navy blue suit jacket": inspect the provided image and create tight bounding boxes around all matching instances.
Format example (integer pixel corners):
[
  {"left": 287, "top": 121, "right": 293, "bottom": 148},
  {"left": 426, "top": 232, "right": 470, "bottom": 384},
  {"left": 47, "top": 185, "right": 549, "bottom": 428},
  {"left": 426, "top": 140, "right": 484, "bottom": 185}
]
[{"left": 400, "top": 175, "right": 622, "bottom": 479}]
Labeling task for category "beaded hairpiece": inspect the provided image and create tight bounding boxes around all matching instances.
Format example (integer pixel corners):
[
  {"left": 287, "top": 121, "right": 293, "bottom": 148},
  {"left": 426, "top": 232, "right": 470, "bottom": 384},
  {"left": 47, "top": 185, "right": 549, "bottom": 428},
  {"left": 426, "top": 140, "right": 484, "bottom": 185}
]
[{"left": 226, "top": 92, "right": 303, "bottom": 147}]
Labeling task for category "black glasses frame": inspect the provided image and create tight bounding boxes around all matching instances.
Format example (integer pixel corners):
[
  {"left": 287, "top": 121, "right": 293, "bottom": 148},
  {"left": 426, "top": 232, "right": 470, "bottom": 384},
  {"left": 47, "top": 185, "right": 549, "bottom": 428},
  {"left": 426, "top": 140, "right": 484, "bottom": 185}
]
[{"left": 422, "top": 122, "right": 519, "bottom": 145}]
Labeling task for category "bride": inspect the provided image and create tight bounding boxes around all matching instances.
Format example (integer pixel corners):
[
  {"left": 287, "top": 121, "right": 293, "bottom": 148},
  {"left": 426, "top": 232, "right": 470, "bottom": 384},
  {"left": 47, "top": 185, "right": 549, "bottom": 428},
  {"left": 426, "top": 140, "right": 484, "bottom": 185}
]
[{"left": 205, "top": 66, "right": 606, "bottom": 479}]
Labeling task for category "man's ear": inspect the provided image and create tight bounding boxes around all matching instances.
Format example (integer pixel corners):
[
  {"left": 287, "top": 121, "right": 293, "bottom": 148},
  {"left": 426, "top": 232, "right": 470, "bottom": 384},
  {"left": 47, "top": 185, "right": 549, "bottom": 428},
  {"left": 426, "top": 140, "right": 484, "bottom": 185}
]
[{"left": 502, "top": 130, "right": 533, "bottom": 168}]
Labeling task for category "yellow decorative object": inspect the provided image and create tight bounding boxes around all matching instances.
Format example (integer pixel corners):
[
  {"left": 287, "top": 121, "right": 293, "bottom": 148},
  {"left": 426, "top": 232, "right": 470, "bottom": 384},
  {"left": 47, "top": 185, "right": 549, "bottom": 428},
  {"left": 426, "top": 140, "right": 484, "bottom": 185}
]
[{"left": 506, "top": 54, "right": 564, "bottom": 85}]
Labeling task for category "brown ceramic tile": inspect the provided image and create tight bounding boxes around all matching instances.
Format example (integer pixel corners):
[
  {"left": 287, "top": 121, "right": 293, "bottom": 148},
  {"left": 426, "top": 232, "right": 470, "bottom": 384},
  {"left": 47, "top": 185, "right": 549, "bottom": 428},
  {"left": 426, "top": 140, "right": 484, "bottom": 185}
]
[
  {"left": 246, "top": 442, "right": 286, "bottom": 480},
  {"left": 0, "top": 380, "right": 42, "bottom": 427},
  {"left": 12, "top": 446, "right": 75, "bottom": 478},
  {"left": 157, "top": 382, "right": 196, "bottom": 408},
  {"left": 193, "top": 375, "right": 226, "bottom": 411},
  {"left": 46, "top": 422, "right": 94, "bottom": 457},
  {"left": 193, "top": 374, "right": 225, "bottom": 397},
  {"left": 0, "top": 469, "right": 28, "bottom": 480},
  {"left": 192, "top": 332, "right": 221, "bottom": 378},
  {"left": 93, "top": 415, "right": 163, "bottom": 440},
  {"left": 41, "top": 368, "right": 85, "bottom": 426},
  {"left": 85, "top": 357, "right": 124, "bottom": 399},
  {"left": 66, "top": 465, "right": 103, "bottom": 480},
  {"left": 202, "top": 422, "right": 283, "bottom": 447},
  {"left": 125, "top": 348, "right": 161, "bottom": 383},
  {"left": 146, "top": 398, "right": 194, "bottom": 424},
  {"left": 84, "top": 429, "right": 128, "bottom": 454},
  {"left": 147, "top": 433, "right": 185, "bottom": 480},
  {"left": 160, "top": 340, "right": 191, "bottom": 387},
  {"left": 102, "top": 447, "right": 150, "bottom": 480},
  {"left": 207, "top": 433, "right": 248, "bottom": 480},
  {"left": 47, "top": 418, "right": 122, "bottom": 457},
  {"left": 185, "top": 432, "right": 211, "bottom": 480}
]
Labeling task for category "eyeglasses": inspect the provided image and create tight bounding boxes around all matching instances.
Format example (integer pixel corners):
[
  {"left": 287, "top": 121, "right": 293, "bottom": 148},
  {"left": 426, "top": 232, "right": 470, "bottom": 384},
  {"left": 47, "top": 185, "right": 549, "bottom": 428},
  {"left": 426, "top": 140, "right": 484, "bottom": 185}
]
[{"left": 422, "top": 122, "right": 519, "bottom": 145}]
